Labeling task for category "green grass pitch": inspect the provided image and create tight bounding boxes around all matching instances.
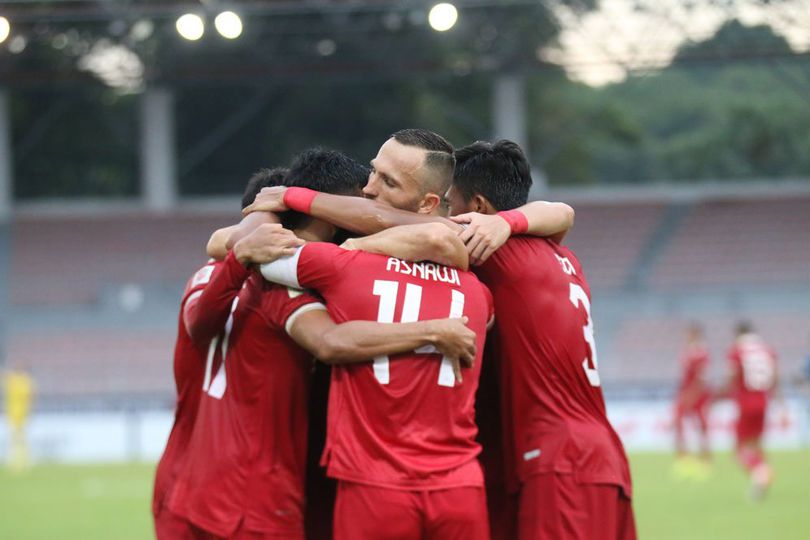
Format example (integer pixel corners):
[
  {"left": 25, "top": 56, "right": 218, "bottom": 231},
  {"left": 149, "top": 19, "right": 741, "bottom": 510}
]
[{"left": 1, "top": 451, "right": 807, "bottom": 539}]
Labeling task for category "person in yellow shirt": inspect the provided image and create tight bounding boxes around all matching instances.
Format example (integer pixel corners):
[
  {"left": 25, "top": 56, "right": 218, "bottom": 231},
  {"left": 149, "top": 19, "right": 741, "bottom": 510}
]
[{"left": 3, "top": 362, "right": 35, "bottom": 472}]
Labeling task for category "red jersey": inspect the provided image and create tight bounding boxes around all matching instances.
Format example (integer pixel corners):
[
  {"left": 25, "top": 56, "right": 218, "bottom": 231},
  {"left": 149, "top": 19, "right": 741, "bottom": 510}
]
[
  {"left": 728, "top": 334, "right": 777, "bottom": 412},
  {"left": 678, "top": 344, "right": 710, "bottom": 397},
  {"left": 474, "top": 237, "right": 632, "bottom": 497},
  {"left": 169, "top": 253, "right": 324, "bottom": 537},
  {"left": 153, "top": 259, "right": 224, "bottom": 517},
  {"left": 260, "top": 242, "right": 494, "bottom": 490}
]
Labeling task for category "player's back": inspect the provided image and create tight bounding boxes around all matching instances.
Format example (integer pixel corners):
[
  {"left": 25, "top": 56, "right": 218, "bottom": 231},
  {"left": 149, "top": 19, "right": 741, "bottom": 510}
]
[
  {"left": 153, "top": 260, "right": 222, "bottom": 516},
  {"left": 293, "top": 243, "right": 493, "bottom": 489},
  {"left": 170, "top": 272, "right": 317, "bottom": 537},
  {"left": 475, "top": 236, "right": 631, "bottom": 495},
  {"left": 729, "top": 334, "right": 777, "bottom": 410}
]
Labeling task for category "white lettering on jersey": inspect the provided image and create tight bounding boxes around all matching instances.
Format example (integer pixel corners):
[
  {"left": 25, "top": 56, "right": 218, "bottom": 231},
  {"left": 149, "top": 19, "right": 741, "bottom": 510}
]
[
  {"left": 191, "top": 265, "right": 215, "bottom": 287},
  {"left": 523, "top": 449, "right": 542, "bottom": 461},
  {"left": 555, "top": 254, "right": 576, "bottom": 276},
  {"left": 386, "top": 257, "right": 461, "bottom": 286},
  {"left": 740, "top": 344, "right": 775, "bottom": 391}
]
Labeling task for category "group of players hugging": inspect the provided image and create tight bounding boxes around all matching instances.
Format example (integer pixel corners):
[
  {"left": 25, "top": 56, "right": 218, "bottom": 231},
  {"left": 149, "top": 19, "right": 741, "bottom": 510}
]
[{"left": 152, "top": 128, "right": 636, "bottom": 540}]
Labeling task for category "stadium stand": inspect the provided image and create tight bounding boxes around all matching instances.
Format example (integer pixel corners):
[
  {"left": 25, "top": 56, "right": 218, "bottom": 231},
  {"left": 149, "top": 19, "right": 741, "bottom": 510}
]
[
  {"left": 562, "top": 201, "right": 667, "bottom": 290},
  {"left": 609, "top": 313, "right": 810, "bottom": 386},
  {"left": 11, "top": 213, "right": 232, "bottom": 306},
  {"left": 648, "top": 197, "right": 810, "bottom": 289}
]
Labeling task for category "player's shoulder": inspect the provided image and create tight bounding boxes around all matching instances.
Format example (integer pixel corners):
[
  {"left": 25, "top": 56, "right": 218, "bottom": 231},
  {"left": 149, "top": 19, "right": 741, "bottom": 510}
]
[{"left": 181, "top": 258, "right": 222, "bottom": 297}]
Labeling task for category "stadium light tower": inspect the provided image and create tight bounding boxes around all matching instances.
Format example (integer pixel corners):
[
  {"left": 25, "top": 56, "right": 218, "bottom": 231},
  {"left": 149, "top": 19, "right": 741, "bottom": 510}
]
[
  {"left": 176, "top": 13, "right": 205, "bottom": 41},
  {"left": 428, "top": 3, "right": 458, "bottom": 32},
  {"left": 214, "top": 11, "right": 242, "bottom": 40},
  {"left": 0, "top": 16, "right": 10, "bottom": 44}
]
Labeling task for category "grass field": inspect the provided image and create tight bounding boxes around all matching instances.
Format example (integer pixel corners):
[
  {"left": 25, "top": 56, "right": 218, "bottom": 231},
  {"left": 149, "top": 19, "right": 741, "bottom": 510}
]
[{"left": 1, "top": 451, "right": 807, "bottom": 539}]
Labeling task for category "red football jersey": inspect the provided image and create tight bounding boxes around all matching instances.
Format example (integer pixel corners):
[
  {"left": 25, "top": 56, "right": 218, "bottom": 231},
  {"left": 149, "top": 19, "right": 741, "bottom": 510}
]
[
  {"left": 153, "top": 259, "right": 224, "bottom": 517},
  {"left": 169, "top": 253, "right": 324, "bottom": 537},
  {"left": 260, "top": 242, "right": 494, "bottom": 490},
  {"left": 728, "top": 334, "right": 777, "bottom": 412},
  {"left": 474, "top": 237, "right": 632, "bottom": 497},
  {"left": 678, "top": 344, "right": 709, "bottom": 395}
]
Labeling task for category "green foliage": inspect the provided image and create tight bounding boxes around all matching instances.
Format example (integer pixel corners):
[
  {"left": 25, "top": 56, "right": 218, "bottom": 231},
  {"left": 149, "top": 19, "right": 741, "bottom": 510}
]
[
  {"left": 530, "top": 20, "right": 810, "bottom": 185},
  {"left": 11, "top": 89, "right": 139, "bottom": 199}
]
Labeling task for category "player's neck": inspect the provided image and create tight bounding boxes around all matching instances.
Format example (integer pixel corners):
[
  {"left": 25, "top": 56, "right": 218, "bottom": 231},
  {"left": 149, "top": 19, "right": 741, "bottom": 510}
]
[{"left": 294, "top": 218, "right": 335, "bottom": 243}]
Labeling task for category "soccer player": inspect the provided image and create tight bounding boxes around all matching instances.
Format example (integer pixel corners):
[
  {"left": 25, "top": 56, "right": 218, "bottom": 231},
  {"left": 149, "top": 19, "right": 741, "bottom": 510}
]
[
  {"left": 244, "top": 137, "right": 633, "bottom": 540},
  {"left": 153, "top": 168, "right": 294, "bottom": 539},
  {"left": 170, "top": 149, "right": 478, "bottom": 540},
  {"left": 723, "top": 321, "right": 780, "bottom": 500},
  {"left": 672, "top": 322, "right": 712, "bottom": 479},
  {"left": 446, "top": 141, "right": 634, "bottom": 540},
  {"left": 252, "top": 228, "right": 494, "bottom": 540},
  {"left": 2, "top": 361, "right": 34, "bottom": 473}
]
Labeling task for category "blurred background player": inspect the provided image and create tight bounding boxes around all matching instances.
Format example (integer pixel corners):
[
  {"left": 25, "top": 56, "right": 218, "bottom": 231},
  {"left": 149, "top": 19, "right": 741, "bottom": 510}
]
[
  {"left": 672, "top": 322, "right": 712, "bottom": 480},
  {"left": 152, "top": 167, "right": 291, "bottom": 539},
  {"left": 722, "top": 321, "right": 781, "bottom": 500},
  {"left": 2, "top": 361, "right": 35, "bottom": 473}
]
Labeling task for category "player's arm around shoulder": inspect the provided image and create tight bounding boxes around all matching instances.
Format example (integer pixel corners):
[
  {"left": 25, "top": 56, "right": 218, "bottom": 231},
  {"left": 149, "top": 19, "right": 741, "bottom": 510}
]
[
  {"left": 342, "top": 222, "right": 469, "bottom": 271},
  {"left": 287, "top": 310, "right": 476, "bottom": 382},
  {"left": 450, "top": 201, "right": 575, "bottom": 266},
  {"left": 206, "top": 212, "right": 282, "bottom": 261}
]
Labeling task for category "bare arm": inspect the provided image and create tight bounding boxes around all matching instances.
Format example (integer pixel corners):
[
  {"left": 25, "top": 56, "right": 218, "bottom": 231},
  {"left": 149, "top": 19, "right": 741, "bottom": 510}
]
[
  {"left": 342, "top": 223, "right": 469, "bottom": 270},
  {"left": 451, "top": 201, "right": 575, "bottom": 265},
  {"left": 288, "top": 310, "right": 476, "bottom": 382},
  {"left": 206, "top": 212, "right": 281, "bottom": 260},
  {"left": 243, "top": 186, "right": 462, "bottom": 235},
  {"left": 521, "top": 200, "right": 575, "bottom": 244},
  {"left": 207, "top": 226, "right": 238, "bottom": 261}
]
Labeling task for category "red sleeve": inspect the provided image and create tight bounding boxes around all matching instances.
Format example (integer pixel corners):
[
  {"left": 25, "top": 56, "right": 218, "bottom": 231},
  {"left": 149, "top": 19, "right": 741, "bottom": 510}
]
[
  {"left": 262, "top": 286, "right": 326, "bottom": 334},
  {"left": 482, "top": 282, "right": 495, "bottom": 323},
  {"left": 184, "top": 251, "right": 251, "bottom": 345},
  {"left": 295, "top": 242, "right": 354, "bottom": 292}
]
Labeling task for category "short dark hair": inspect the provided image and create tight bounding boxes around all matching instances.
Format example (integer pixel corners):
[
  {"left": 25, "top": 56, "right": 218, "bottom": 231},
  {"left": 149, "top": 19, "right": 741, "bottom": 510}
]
[
  {"left": 282, "top": 147, "right": 368, "bottom": 228},
  {"left": 392, "top": 128, "right": 455, "bottom": 196},
  {"left": 241, "top": 167, "right": 289, "bottom": 209},
  {"left": 453, "top": 139, "right": 533, "bottom": 211},
  {"left": 736, "top": 320, "right": 753, "bottom": 336}
]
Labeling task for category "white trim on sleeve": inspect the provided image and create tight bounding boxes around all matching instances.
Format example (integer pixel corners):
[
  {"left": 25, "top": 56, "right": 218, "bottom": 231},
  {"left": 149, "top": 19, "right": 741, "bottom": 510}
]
[
  {"left": 260, "top": 246, "right": 304, "bottom": 288},
  {"left": 284, "top": 302, "right": 328, "bottom": 335}
]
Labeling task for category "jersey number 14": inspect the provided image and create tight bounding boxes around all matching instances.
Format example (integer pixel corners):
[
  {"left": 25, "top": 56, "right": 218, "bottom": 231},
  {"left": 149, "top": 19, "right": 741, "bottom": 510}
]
[{"left": 372, "top": 280, "right": 464, "bottom": 388}]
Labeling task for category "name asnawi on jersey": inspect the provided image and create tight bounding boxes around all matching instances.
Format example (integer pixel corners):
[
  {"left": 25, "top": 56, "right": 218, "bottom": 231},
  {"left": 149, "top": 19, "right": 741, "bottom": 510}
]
[{"left": 386, "top": 258, "right": 461, "bottom": 286}]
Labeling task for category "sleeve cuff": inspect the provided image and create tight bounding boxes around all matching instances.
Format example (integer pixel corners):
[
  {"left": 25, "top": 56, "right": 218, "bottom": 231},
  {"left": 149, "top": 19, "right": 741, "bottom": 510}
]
[
  {"left": 284, "top": 302, "right": 328, "bottom": 334},
  {"left": 283, "top": 187, "right": 318, "bottom": 214}
]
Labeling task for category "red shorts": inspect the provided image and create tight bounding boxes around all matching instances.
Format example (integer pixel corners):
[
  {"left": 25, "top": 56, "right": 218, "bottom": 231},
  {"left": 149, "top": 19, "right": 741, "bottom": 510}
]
[
  {"left": 186, "top": 523, "right": 303, "bottom": 540},
  {"left": 517, "top": 473, "right": 636, "bottom": 540},
  {"left": 154, "top": 506, "right": 195, "bottom": 540},
  {"left": 333, "top": 481, "right": 489, "bottom": 540},
  {"left": 736, "top": 406, "right": 766, "bottom": 444}
]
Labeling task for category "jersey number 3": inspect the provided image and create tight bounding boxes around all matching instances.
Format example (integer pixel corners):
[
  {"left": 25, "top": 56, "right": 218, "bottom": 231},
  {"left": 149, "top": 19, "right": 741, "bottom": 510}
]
[
  {"left": 569, "top": 283, "right": 601, "bottom": 387},
  {"left": 372, "top": 280, "right": 464, "bottom": 388}
]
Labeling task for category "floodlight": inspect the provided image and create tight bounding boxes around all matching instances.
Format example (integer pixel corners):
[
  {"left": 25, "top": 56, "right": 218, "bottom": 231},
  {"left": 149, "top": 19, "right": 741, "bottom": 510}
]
[
  {"left": 176, "top": 13, "right": 204, "bottom": 41},
  {"left": 0, "top": 17, "right": 10, "bottom": 44},
  {"left": 215, "top": 11, "right": 242, "bottom": 40},
  {"left": 428, "top": 3, "right": 458, "bottom": 32}
]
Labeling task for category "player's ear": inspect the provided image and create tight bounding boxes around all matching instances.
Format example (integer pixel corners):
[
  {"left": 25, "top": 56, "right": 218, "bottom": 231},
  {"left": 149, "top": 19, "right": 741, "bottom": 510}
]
[
  {"left": 417, "top": 192, "right": 442, "bottom": 215},
  {"left": 471, "top": 194, "right": 490, "bottom": 214}
]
